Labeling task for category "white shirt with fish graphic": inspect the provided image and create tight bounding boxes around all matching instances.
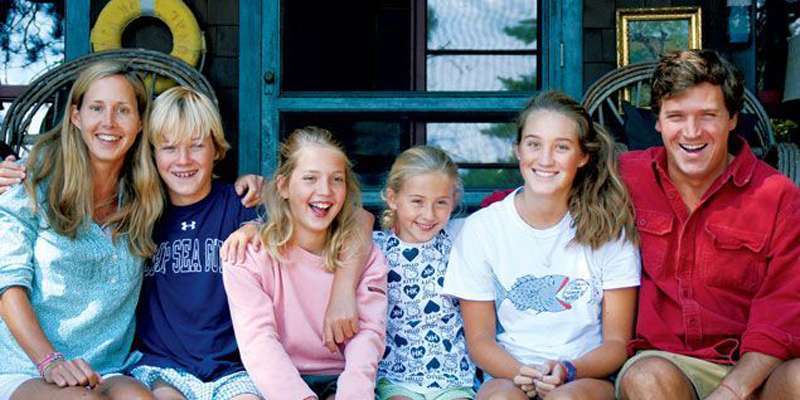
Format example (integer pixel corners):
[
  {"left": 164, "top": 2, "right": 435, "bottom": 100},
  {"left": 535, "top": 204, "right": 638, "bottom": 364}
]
[{"left": 442, "top": 187, "right": 640, "bottom": 365}]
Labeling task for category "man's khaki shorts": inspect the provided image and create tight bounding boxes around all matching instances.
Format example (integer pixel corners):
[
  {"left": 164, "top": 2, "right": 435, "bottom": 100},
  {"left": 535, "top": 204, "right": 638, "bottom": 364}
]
[{"left": 614, "top": 350, "right": 732, "bottom": 399}]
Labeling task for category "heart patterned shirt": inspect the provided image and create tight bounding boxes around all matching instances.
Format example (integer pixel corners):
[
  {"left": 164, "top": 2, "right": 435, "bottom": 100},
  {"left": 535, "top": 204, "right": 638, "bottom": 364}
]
[{"left": 373, "top": 221, "right": 475, "bottom": 390}]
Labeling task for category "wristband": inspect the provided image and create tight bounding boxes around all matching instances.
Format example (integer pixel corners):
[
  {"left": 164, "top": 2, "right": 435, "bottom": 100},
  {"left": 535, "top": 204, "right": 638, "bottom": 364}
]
[
  {"left": 36, "top": 352, "right": 64, "bottom": 377},
  {"left": 559, "top": 360, "right": 577, "bottom": 383}
]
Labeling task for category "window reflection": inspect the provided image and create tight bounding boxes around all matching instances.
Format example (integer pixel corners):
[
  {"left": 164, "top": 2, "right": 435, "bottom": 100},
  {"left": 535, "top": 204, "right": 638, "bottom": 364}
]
[
  {"left": 427, "top": 0, "right": 537, "bottom": 50},
  {"left": 427, "top": 55, "right": 536, "bottom": 91},
  {"left": 427, "top": 122, "right": 516, "bottom": 163}
]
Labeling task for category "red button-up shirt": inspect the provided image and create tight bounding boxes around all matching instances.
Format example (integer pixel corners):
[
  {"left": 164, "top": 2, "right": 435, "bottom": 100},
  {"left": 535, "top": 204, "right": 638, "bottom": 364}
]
[{"left": 619, "top": 142, "right": 800, "bottom": 364}]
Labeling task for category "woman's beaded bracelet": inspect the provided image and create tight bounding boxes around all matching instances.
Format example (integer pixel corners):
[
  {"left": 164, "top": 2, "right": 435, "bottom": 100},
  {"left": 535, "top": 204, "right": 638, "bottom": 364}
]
[{"left": 36, "top": 352, "right": 64, "bottom": 377}]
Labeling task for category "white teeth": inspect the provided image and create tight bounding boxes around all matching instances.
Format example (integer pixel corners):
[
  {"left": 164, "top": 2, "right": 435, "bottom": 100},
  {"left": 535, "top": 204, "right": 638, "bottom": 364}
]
[
  {"left": 97, "top": 134, "right": 120, "bottom": 142},
  {"left": 679, "top": 143, "right": 708, "bottom": 153},
  {"left": 310, "top": 202, "right": 331, "bottom": 210},
  {"left": 534, "top": 170, "right": 557, "bottom": 177},
  {"left": 173, "top": 171, "right": 197, "bottom": 178},
  {"left": 681, "top": 144, "right": 705, "bottom": 150}
]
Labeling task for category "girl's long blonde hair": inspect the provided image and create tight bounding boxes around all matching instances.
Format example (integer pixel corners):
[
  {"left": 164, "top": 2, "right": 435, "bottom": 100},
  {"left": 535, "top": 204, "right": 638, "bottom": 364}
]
[
  {"left": 25, "top": 61, "right": 164, "bottom": 257},
  {"left": 259, "top": 126, "right": 363, "bottom": 272},
  {"left": 516, "top": 91, "right": 638, "bottom": 248},
  {"left": 380, "top": 145, "right": 462, "bottom": 230}
]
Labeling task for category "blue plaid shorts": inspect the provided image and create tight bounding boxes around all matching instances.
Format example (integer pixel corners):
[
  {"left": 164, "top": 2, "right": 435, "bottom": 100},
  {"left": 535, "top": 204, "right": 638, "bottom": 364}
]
[{"left": 129, "top": 365, "right": 262, "bottom": 400}]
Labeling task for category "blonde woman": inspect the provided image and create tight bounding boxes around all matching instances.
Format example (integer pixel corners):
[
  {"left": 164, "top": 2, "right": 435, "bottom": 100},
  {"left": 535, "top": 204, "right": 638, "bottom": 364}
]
[{"left": 0, "top": 61, "right": 162, "bottom": 399}]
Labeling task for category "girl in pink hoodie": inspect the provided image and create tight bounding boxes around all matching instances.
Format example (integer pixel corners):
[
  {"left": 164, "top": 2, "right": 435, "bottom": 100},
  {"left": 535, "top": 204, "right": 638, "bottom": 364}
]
[{"left": 222, "top": 127, "right": 388, "bottom": 400}]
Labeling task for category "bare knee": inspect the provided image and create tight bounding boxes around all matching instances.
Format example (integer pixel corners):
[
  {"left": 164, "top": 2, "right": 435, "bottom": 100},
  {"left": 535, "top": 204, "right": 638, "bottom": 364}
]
[
  {"left": 763, "top": 359, "right": 800, "bottom": 399},
  {"left": 619, "top": 357, "right": 693, "bottom": 400},
  {"left": 230, "top": 395, "right": 261, "bottom": 400},
  {"left": 477, "top": 378, "right": 528, "bottom": 400}
]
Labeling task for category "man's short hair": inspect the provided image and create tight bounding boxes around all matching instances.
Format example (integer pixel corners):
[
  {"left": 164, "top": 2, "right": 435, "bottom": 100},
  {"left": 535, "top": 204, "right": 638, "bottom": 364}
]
[{"left": 650, "top": 49, "right": 744, "bottom": 117}]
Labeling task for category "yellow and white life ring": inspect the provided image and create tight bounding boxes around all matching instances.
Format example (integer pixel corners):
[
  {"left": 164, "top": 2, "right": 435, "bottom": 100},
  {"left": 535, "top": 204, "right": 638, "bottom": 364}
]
[{"left": 91, "top": 0, "right": 206, "bottom": 92}]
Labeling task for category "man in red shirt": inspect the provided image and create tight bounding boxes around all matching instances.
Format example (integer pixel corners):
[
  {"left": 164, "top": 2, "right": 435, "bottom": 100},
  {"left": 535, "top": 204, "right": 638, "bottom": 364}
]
[{"left": 615, "top": 50, "right": 800, "bottom": 400}]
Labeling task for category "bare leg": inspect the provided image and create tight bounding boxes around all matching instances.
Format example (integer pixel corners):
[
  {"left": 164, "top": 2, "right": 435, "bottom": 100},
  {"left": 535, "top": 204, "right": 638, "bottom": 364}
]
[
  {"left": 151, "top": 380, "right": 186, "bottom": 400},
  {"left": 12, "top": 378, "right": 110, "bottom": 400},
  {"left": 476, "top": 378, "right": 528, "bottom": 400},
  {"left": 98, "top": 375, "right": 156, "bottom": 400},
  {"left": 230, "top": 395, "right": 261, "bottom": 400},
  {"left": 543, "top": 378, "right": 614, "bottom": 400},
  {"left": 618, "top": 357, "right": 696, "bottom": 400},
  {"left": 759, "top": 359, "right": 800, "bottom": 400}
]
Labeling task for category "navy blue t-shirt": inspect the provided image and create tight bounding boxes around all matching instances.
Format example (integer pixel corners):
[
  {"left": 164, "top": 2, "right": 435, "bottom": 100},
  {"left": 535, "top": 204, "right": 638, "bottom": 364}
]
[{"left": 135, "top": 181, "right": 259, "bottom": 381}]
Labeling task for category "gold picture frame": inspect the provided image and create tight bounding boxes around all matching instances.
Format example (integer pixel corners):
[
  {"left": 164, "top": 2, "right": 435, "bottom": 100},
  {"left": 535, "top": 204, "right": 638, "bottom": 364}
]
[{"left": 617, "top": 7, "right": 702, "bottom": 67}]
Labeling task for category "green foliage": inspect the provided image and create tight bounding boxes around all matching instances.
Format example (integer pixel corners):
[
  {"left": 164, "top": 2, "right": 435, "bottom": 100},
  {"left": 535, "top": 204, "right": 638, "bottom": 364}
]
[
  {"left": 498, "top": 74, "right": 536, "bottom": 91},
  {"left": 479, "top": 123, "right": 517, "bottom": 141},
  {"left": 503, "top": 18, "right": 537, "bottom": 45},
  {"left": 428, "top": 7, "right": 439, "bottom": 36},
  {"left": 461, "top": 168, "right": 521, "bottom": 189}
]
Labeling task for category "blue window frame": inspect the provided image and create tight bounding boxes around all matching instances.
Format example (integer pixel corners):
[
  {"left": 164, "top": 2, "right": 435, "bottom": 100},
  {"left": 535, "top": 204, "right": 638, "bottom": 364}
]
[{"left": 242, "top": 1, "right": 582, "bottom": 207}]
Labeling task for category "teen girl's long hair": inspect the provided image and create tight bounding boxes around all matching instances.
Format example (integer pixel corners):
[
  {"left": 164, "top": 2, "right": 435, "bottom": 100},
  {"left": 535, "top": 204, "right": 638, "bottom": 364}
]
[{"left": 516, "top": 91, "right": 638, "bottom": 248}]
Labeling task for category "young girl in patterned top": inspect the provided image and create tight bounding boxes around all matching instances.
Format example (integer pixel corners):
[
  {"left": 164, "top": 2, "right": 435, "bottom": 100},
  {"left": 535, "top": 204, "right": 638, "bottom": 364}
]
[{"left": 374, "top": 146, "right": 476, "bottom": 400}]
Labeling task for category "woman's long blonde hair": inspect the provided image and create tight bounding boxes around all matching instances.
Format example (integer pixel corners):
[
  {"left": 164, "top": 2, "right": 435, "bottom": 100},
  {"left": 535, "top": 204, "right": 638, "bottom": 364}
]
[
  {"left": 260, "top": 126, "right": 363, "bottom": 272},
  {"left": 25, "top": 61, "right": 164, "bottom": 257},
  {"left": 516, "top": 91, "right": 638, "bottom": 248},
  {"left": 380, "top": 145, "right": 462, "bottom": 230}
]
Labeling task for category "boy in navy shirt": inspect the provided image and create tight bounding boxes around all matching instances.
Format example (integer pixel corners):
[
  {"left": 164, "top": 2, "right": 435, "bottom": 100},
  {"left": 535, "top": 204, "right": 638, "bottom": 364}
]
[{"left": 130, "top": 87, "right": 370, "bottom": 400}]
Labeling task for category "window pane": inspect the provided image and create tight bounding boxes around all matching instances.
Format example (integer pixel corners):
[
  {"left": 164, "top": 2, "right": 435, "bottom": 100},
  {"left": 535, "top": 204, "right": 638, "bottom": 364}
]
[
  {"left": 427, "top": 122, "right": 516, "bottom": 163},
  {"left": 282, "top": 0, "right": 412, "bottom": 91},
  {"left": 281, "top": 0, "right": 538, "bottom": 92},
  {"left": 282, "top": 114, "right": 409, "bottom": 188},
  {"left": 0, "top": 1, "right": 65, "bottom": 85},
  {"left": 459, "top": 168, "right": 521, "bottom": 189},
  {"left": 428, "top": 0, "right": 537, "bottom": 50},
  {"left": 427, "top": 55, "right": 536, "bottom": 91}
]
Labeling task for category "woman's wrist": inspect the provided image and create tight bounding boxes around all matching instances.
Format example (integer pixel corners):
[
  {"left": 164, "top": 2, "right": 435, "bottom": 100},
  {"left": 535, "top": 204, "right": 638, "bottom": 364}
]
[{"left": 36, "top": 351, "right": 64, "bottom": 377}]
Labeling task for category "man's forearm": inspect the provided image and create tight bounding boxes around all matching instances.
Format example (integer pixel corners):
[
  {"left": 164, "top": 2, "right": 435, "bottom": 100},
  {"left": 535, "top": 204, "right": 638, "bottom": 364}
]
[{"left": 719, "top": 352, "right": 781, "bottom": 398}]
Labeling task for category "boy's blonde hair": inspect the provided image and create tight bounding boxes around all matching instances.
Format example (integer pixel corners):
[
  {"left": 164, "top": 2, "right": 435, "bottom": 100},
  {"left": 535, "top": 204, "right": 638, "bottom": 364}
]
[
  {"left": 148, "top": 86, "right": 230, "bottom": 160},
  {"left": 380, "top": 145, "right": 462, "bottom": 230},
  {"left": 260, "top": 126, "right": 363, "bottom": 272}
]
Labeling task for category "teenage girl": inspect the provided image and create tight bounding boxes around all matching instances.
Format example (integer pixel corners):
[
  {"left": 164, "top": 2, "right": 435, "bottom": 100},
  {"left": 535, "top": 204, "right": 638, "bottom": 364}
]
[{"left": 442, "top": 92, "right": 641, "bottom": 400}]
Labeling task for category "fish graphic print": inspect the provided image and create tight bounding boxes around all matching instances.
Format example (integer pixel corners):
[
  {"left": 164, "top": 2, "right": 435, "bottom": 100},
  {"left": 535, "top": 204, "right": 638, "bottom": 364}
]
[{"left": 493, "top": 273, "right": 590, "bottom": 313}]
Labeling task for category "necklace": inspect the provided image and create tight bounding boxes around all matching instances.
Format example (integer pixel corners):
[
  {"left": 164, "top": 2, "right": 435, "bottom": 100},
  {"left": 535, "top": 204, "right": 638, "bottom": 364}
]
[{"left": 538, "top": 216, "right": 568, "bottom": 269}]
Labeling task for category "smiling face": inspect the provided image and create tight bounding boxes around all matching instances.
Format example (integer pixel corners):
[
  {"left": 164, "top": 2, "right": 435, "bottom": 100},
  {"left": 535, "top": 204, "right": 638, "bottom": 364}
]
[
  {"left": 155, "top": 133, "right": 216, "bottom": 206},
  {"left": 656, "top": 82, "right": 737, "bottom": 187},
  {"left": 386, "top": 172, "right": 456, "bottom": 244},
  {"left": 71, "top": 75, "right": 142, "bottom": 174},
  {"left": 515, "top": 110, "right": 589, "bottom": 201},
  {"left": 278, "top": 145, "right": 348, "bottom": 250}
]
